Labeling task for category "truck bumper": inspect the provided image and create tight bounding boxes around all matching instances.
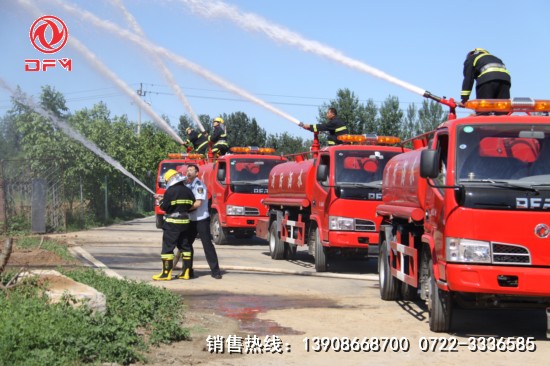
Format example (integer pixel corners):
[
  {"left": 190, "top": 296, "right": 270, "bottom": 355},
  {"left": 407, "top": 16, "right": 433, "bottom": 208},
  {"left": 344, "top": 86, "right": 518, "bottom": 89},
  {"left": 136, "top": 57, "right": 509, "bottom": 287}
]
[
  {"left": 224, "top": 216, "right": 260, "bottom": 229},
  {"left": 446, "top": 264, "right": 550, "bottom": 296},
  {"left": 327, "top": 231, "right": 378, "bottom": 248}
]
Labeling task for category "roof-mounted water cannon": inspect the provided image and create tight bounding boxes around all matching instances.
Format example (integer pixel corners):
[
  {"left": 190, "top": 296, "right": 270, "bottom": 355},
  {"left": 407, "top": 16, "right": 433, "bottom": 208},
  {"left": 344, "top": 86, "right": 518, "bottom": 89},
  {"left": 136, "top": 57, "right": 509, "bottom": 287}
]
[
  {"left": 423, "top": 90, "right": 458, "bottom": 120},
  {"left": 229, "top": 146, "right": 276, "bottom": 155}
]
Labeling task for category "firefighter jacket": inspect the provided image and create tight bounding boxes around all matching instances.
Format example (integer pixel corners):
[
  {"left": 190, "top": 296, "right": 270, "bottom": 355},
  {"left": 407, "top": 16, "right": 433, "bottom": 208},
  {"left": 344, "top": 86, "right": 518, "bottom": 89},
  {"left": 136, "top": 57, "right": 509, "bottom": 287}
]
[
  {"left": 307, "top": 116, "right": 348, "bottom": 145},
  {"left": 159, "top": 181, "right": 195, "bottom": 232},
  {"left": 461, "top": 52, "right": 511, "bottom": 102},
  {"left": 209, "top": 125, "right": 228, "bottom": 150},
  {"left": 186, "top": 130, "right": 209, "bottom": 155}
]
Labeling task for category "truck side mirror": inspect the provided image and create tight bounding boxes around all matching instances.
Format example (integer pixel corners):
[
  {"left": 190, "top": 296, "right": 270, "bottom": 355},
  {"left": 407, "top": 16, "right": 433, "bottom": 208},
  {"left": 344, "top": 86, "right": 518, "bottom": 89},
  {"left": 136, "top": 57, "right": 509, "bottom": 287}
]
[
  {"left": 317, "top": 164, "right": 328, "bottom": 182},
  {"left": 420, "top": 149, "right": 440, "bottom": 178},
  {"left": 217, "top": 168, "right": 226, "bottom": 182}
]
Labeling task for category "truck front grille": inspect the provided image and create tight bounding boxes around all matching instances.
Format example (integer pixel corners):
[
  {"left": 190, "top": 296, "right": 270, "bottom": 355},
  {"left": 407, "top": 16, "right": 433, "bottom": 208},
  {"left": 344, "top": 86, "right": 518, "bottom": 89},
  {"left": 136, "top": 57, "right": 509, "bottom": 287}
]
[
  {"left": 355, "top": 219, "right": 376, "bottom": 232},
  {"left": 492, "top": 242, "right": 531, "bottom": 265},
  {"left": 244, "top": 207, "right": 260, "bottom": 216}
]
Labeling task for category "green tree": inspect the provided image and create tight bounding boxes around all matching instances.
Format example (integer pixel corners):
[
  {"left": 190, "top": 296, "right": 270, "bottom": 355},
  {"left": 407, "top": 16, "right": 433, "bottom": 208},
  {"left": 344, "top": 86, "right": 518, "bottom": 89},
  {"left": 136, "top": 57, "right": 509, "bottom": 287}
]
[
  {"left": 418, "top": 99, "right": 448, "bottom": 134},
  {"left": 317, "top": 88, "right": 370, "bottom": 135},
  {"left": 265, "top": 132, "right": 309, "bottom": 155},
  {"left": 377, "top": 95, "right": 403, "bottom": 137},
  {"left": 401, "top": 103, "right": 419, "bottom": 141},
  {"left": 223, "top": 112, "right": 267, "bottom": 147}
]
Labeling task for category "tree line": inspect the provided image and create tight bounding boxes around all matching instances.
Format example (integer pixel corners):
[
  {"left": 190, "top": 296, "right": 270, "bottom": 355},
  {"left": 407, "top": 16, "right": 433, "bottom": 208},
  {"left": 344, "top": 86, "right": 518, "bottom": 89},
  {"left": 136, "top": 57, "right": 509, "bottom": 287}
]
[{"left": 0, "top": 85, "right": 447, "bottom": 228}]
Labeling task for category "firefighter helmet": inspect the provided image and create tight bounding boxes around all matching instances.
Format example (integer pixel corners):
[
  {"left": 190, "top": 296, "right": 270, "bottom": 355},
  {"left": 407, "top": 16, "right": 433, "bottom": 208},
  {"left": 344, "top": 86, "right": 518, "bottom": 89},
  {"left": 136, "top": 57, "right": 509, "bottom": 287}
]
[
  {"left": 213, "top": 117, "right": 224, "bottom": 124},
  {"left": 468, "top": 48, "right": 489, "bottom": 57},
  {"left": 164, "top": 169, "right": 178, "bottom": 183}
]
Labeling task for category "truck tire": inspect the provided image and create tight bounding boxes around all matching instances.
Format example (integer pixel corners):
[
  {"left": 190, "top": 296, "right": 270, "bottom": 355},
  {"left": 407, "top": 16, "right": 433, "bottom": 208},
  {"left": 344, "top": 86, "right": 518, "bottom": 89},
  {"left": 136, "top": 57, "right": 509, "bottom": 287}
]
[
  {"left": 313, "top": 228, "right": 327, "bottom": 272},
  {"left": 425, "top": 250, "right": 453, "bottom": 332},
  {"left": 210, "top": 213, "right": 227, "bottom": 245},
  {"left": 269, "top": 221, "right": 285, "bottom": 260},
  {"left": 379, "top": 239, "right": 400, "bottom": 300},
  {"left": 155, "top": 214, "right": 163, "bottom": 229}
]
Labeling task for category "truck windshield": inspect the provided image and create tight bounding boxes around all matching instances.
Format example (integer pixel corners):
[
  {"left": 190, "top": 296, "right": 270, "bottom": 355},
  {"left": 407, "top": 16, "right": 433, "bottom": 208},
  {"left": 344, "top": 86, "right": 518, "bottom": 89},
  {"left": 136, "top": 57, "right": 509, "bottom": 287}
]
[
  {"left": 335, "top": 150, "right": 402, "bottom": 185},
  {"left": 157, "top": 162, "right": 188, "bottom": 188},
  {"left": 456, "top": 123, "right": 550, "bottom": 184},
  {"left": 229, "top": 158, "right": 283, "bottom": 184}
]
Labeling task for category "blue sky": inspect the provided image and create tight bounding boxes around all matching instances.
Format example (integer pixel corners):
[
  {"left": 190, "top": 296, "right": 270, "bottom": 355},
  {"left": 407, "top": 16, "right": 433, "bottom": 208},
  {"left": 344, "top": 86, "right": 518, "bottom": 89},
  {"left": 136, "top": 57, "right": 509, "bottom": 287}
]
[{"left": 2, "top": 0, "right": 549, "bottom": 142}]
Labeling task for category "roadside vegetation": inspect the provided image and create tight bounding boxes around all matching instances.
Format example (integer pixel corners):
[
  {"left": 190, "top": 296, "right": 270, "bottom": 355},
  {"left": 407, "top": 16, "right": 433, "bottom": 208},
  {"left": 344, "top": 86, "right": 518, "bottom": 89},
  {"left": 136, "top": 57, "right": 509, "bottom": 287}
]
[{"left": 0, "top": 238, "right": 189, "bottom": 365}]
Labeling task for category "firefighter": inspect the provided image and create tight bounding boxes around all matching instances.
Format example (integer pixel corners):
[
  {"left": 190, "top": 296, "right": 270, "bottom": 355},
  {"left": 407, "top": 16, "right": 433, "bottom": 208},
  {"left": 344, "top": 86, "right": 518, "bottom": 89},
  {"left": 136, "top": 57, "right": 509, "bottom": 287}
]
[
  {"left": 460, "top": 48, "right": 511, "bottom": 106},
  {"left": 153, "top": 169, "right": 195, "bottom": 281},
  {"left": 185, "top": 127, "right": 209, "bottom": 156},
  {"left": 209, "top": 117, "right": 229, "bottom": 157},
  {"left": 299, "top": 107, "right": 348, "bottom": 145},
  {"left": 186, "top": 164, "right": 223, "bottom": 279}
]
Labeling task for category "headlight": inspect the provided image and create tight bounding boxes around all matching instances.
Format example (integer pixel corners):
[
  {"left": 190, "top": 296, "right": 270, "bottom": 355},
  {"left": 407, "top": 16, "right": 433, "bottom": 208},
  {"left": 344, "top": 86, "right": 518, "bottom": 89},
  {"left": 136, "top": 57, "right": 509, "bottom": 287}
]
[
  {"left": 226, "top": 205, "right": 245, "bottom": 216},
  {"left": 446, "top": 237, "right": 491, "bottom": 263},
  {"left": 329, "top": 216, "right": 354, "bottom": 231}
]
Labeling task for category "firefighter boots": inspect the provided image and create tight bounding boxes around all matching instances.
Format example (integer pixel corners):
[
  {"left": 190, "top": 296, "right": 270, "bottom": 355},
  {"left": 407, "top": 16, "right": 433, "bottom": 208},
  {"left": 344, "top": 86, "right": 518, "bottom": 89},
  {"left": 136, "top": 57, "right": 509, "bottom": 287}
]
[
  {"left": 152, "top": 254, "right": 174, "bottom": 281},
  {"left": 178, "top": 251, "right": 193, "bottom": 280}
]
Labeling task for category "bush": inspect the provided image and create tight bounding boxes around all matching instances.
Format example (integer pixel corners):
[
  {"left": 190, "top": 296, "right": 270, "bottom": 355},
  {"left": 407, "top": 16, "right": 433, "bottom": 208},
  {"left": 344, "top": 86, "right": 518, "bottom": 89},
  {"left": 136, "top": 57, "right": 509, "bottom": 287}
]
[{"left": 0, "top": 268, "right": 189, "bottom": 365}]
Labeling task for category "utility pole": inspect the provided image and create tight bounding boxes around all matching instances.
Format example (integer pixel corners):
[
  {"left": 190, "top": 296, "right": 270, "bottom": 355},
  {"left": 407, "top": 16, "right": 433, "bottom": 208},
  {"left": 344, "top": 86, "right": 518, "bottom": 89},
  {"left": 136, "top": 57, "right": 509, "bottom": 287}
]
[{"left": 136, "top": 83, "right": 143, "bottom": 135}]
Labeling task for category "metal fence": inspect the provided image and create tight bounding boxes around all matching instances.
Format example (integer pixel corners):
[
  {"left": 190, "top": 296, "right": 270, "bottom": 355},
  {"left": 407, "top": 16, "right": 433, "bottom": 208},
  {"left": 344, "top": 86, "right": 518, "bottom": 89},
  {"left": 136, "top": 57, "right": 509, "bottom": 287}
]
[
  {"left": 1, "top": 158, "right": 65, "bottom": 233},
  {"left": 0, "top": 159, "right": 155, "bottom": 234}
]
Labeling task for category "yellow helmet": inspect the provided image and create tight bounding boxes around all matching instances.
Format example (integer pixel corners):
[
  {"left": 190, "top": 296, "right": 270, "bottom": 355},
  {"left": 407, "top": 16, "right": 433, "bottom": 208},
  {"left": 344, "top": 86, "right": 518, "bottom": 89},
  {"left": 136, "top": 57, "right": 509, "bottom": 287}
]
[
  {"left": 164, "top": 169, "right": 178, "bottom": 183},
  {"left": 213, "top": 117, "right": 224, "bottom": 124}
]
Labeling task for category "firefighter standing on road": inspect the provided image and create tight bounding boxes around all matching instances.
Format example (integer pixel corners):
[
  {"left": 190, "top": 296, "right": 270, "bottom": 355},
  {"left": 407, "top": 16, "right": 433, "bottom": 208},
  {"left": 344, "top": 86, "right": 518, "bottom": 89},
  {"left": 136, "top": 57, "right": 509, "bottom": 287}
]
[
  {"left": 209, "top": 117, "right": 229, "bottom": 157},
  {"left": 153, "top": 169, "right": 195, "bottom": 281},
  {"left": 459, "top": 48, "right": 511, "bottom": 106},
  {"left": 185, "top": 127, "right": 209, "bottom": 156},
  {"left": 186, "top": 164, "right": 223, "bottom": 279},
  {"left": 299, "top": 107, "right": 348, "bottom": 145}
]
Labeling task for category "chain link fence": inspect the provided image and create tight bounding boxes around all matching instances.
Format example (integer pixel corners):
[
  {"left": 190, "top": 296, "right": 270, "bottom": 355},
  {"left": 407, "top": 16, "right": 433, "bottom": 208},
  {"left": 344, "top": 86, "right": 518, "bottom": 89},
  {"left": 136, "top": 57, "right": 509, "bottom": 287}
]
[{"left": 1, "top": 159, "right": 155, "bottom": 234}]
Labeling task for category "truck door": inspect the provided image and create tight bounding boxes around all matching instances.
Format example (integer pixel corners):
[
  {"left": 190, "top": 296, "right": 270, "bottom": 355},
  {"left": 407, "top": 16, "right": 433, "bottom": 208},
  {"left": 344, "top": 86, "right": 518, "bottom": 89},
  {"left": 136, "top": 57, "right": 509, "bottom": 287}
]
[
  {"left": 425, "top": 132, "right": 449, "bottom": 263},
  {"left": 313, "top": 153, "right": 332, "bottom": 240}
]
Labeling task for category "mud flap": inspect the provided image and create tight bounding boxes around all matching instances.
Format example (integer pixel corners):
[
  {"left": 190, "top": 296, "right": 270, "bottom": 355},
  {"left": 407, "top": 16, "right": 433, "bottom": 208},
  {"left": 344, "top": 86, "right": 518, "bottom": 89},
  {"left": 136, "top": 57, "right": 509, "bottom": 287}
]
[{"left": 547, "top": 307, "right": 550, "bottom": 339}]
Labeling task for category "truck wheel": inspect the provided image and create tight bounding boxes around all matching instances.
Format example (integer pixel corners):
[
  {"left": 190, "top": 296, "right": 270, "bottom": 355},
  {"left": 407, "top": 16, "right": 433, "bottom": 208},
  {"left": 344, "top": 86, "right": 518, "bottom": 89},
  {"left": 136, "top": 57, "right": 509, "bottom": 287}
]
[
  {"left": 379, "top": 240, "right": 400, "bottom": 300},
  {"left": 314, "top": 228, "right": 327, "bottom": 272},
  {"left": 425, "top": 250, "right": 453, "bottom": 332},
  {"left": 210, "top": 213, "right": 226, "bottom": 245},
  {"left": 269, "top": 221, "right": 285, "bottom": 260},
  {"left": 155, "top": 214, "right": 163, "bottom": 229}
]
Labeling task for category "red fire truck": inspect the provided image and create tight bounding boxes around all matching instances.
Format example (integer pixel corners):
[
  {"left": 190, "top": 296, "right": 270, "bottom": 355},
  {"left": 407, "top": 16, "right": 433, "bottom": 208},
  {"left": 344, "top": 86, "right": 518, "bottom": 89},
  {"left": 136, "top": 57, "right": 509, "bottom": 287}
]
[
  {"left": 377, "top": 95, "right": 550, "bottom": 335},
  {"left": 256, "top": 134, "right": 407, "bottom": 272},
  {"left": 199, "top": 147, "right": 287, "bottom": 245},
  {"left": 154, "top": 153, "right": 206, "bottom": 228}
]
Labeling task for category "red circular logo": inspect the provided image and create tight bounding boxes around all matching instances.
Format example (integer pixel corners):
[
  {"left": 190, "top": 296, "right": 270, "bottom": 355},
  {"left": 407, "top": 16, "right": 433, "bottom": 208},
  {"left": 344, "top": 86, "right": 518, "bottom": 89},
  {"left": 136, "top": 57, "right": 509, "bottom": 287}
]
[{"left": 29, "top": 15, "right": 69, "bottom": 54}]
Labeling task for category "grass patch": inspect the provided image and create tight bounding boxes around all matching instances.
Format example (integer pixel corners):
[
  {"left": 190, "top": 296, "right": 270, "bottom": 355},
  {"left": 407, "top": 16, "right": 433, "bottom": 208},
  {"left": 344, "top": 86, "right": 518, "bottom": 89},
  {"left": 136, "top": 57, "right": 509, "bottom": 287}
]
[
  {"left": 15, "top": 236, "right": 74, "bottom": 262},
  {"left": 0, "top": 268, "right": 189, "bottom": 365}
]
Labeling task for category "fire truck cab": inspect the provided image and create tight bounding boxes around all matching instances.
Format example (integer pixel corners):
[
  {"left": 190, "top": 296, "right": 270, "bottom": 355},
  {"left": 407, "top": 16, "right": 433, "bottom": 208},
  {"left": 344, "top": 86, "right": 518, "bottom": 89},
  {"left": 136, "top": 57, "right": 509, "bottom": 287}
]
[
  {"left": 377, "top": 96, "right": 550, "bottom": 335},
  {"left": 199, "top": 147, "right": 287, "bottom": 245},
  {"left": 257, "top": 134, "right": 407, "bottom": 272}
]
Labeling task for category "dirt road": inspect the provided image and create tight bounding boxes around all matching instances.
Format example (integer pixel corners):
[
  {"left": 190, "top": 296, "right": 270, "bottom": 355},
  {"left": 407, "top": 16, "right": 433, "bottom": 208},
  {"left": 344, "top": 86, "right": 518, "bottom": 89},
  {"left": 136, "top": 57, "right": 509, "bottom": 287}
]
[{"left": 57, "top": 217, "right": 550, "bottom": 365}]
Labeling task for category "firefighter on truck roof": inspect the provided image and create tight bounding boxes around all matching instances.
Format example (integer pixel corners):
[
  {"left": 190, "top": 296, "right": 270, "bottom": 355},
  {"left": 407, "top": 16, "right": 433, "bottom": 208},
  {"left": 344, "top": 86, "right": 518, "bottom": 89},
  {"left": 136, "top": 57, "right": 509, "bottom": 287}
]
[
  {"left": 209, "top": 117, "right": 229, "bottom": 157},
  {"left": 460, "top": 48, "right": 511, "bottom": 106},
  {"left": 185, "top": 127, "right": 209, "bottom": 155},
  {"left": 299, "top": 107, "right": 348, "bottom": 145}
]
